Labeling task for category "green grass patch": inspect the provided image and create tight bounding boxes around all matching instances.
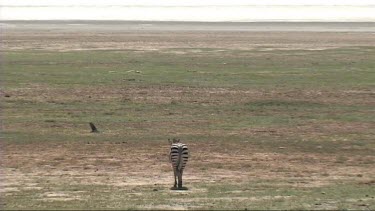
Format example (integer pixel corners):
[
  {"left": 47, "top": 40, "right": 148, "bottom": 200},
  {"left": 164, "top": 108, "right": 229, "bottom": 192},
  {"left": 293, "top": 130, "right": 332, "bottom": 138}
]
[{"left": 3, "top": 46, "right": 375, "bottom": 210}]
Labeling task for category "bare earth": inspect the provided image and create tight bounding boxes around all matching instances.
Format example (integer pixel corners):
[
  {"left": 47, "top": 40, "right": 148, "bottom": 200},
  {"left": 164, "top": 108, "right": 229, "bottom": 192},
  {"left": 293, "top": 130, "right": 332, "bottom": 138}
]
[{"left": 3, "top": 21, "right": 375, "bottom": 52}]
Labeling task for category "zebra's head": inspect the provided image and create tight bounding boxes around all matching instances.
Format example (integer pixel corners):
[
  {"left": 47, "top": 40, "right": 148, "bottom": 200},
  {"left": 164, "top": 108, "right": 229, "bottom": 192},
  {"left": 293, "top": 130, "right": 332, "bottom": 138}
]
[{"left": 168, "top": 138, "right": 180, "bottom": 145}]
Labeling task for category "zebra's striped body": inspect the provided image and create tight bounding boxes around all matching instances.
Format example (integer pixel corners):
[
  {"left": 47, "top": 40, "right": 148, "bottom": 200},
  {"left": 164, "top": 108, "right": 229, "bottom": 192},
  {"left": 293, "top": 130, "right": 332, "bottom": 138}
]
[{"left": 169, "top": 140, "right": 189, "bottom": 189}]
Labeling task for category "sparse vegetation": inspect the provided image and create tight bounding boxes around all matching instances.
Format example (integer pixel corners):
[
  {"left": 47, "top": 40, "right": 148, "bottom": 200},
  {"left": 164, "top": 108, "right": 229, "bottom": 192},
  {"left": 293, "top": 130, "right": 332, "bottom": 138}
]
[{"left": 2, "top": 23, "right": 375, "bottom": 210}]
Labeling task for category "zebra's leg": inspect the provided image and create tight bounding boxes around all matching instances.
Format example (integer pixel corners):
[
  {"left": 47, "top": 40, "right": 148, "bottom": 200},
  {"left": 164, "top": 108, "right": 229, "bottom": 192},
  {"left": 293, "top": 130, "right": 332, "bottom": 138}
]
[
  {"left": 177, "top": 170, "right": 183, "bottom": 189},
  {"left": 173, "top": 168, "right": 177, "bottom": 188}
]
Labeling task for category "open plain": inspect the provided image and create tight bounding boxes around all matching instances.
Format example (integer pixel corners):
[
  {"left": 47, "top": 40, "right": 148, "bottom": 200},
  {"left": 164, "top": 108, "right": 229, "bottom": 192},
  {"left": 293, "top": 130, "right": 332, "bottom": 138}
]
[{"left": 1, "top": 21, "right": 375, "bottom": 210}]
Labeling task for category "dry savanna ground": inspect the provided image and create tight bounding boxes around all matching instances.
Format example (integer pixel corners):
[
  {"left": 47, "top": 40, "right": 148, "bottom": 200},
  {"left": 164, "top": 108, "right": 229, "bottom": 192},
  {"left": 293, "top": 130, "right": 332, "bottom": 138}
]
[{"left": 1, "top": 21, "right": 375, "bottom": 210}]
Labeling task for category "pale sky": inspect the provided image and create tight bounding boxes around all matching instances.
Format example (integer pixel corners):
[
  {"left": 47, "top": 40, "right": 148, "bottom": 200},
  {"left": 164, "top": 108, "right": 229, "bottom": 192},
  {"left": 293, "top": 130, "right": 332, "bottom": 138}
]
[
  {"left": 2, "top": 0, "right": 375, "bottom": 6},
  {"left": 1, "top": 0, "right": 374, "bottom": 21}
]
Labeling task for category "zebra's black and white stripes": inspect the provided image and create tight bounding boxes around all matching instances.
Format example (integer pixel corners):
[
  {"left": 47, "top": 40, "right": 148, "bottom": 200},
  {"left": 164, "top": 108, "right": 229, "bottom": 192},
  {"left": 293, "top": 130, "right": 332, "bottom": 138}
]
[{"left": 169, "top": 139, "right": 189, "bottom": 189}]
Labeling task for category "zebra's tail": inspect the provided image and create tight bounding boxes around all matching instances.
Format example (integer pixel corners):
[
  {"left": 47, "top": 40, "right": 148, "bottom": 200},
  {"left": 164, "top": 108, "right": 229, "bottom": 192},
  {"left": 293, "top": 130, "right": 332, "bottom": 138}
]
[{"left": 177, "top": 147, "right": 184, "bottom": 171}]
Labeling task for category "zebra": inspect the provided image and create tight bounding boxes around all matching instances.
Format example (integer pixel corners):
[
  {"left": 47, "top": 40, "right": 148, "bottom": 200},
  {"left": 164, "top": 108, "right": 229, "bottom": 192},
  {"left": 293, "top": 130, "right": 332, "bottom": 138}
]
[{"left": 169, "top": 138, "right": 189, "bottom": 189}]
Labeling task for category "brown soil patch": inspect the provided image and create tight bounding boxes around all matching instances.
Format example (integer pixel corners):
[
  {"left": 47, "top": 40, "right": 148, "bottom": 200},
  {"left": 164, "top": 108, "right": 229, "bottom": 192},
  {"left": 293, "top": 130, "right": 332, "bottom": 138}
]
[
  {"left": 5, "top": 84, "right": 375, "bottom": 106},
  {"left": 3, "top": 25, "right": 375, "bottom": 51},
  {"left": 4, "top": 140, "right": 374, "bottom": 201}
]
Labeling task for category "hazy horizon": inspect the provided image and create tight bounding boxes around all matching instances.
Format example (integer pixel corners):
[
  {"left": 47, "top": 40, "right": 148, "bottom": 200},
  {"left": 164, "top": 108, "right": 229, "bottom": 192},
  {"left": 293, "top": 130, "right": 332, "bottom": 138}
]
[{"left": 1, "top": 0, "right": 374, "bottom": 22}]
